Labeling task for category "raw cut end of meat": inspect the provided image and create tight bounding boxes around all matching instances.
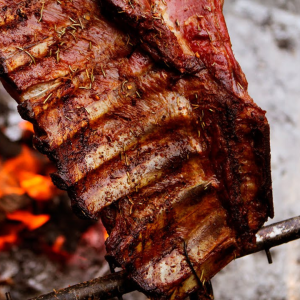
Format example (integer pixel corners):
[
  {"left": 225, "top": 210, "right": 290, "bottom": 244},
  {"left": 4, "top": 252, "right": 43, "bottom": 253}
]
[{"left": 103, "top": 0, "right": 249, "bottom": 97}]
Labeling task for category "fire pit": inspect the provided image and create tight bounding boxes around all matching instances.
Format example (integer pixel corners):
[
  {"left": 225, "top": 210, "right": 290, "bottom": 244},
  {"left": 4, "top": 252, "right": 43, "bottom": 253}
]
[
  {"left": 1, "top": 78, "right": 154, "bottom": 300},
  {"left": 0, "top": 84, "right": 114, "bottom": 300}
]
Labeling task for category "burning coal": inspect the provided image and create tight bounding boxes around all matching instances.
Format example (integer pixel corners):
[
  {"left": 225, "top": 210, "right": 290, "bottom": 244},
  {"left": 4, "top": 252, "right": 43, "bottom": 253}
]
[{"left": 0, "top": 120, "right": 111, "bottom": 300}]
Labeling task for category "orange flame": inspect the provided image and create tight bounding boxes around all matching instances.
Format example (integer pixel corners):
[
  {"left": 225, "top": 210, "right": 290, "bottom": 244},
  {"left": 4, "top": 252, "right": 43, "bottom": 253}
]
[
  {"left": 52, "top": 235, "right": 66, "bottom": 253},
  {"left": 19, "top": 121, "right": 34, "bottom": 133},
  {"left": 19, "top": 171, "right": 55, "bottom": 201},
  {"left": 2, "top": 145, "right": 40, "bottom": 174},
  {"left": 0, "top": 133, "right": 59, "bottom": 251},
  {"left": 0, "top": 211, "right": 50, "bottom": 250},
  {"left": 0, "top": 145, "right": 57, "bottom": 201},
  {"left": 0, "top": 232, "right": 18, "bottom": 250},
  {"left": 103, "top": 228, "right": 109, "bottom": 241},
  {"left": 6, "top": 210, "right": 50, "bottom": 230}
]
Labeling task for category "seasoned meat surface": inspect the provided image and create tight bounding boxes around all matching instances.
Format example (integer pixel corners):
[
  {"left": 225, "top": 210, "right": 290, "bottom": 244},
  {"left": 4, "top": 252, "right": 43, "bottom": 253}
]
[
  {"left": 0, "top": 0, "right": 273, "bottom": 299},
  {"left": 103, "top": 0, "right": 247, "bottom": 96}
]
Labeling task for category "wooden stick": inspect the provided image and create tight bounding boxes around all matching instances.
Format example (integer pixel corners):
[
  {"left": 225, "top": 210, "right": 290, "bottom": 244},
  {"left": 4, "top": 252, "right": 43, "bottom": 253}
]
[{"left": 28, "top": 270, "right": 137, "bottom": 300}]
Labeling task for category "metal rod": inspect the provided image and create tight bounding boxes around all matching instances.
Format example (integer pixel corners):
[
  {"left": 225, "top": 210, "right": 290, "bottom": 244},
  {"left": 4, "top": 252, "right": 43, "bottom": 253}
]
[
  {"left": 240, "top": 215, "right": 300, "bottom": 257},
  {"left": 28, "top": 216, "right": 300, "bottom": 300},
  {"left": 265, "top": 249, "right": 273, "bottom": 264}
]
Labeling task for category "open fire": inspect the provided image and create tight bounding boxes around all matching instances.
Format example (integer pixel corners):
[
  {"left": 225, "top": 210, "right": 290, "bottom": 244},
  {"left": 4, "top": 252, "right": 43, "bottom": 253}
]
[
  {"left": 0, "top": 83, "right": 146, "bottom": 300},
  {"left": 0, "top": 123, "right": 59, "bottom": 251},
  {"left": 0, "top": 116, "right": 112, "bottom": 299}
]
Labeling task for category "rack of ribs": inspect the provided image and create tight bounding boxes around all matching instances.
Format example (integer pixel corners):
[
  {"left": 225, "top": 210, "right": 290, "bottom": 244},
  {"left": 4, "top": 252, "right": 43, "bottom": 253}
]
[{"left": 0, "top": 0, "right": 273, "bottom": 299}]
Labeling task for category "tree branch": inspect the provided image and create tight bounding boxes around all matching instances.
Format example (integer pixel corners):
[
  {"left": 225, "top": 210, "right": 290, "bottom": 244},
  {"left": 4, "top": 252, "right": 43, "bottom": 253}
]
[{"left": 28, "top": 270, "right": 137, "bottom": 300}]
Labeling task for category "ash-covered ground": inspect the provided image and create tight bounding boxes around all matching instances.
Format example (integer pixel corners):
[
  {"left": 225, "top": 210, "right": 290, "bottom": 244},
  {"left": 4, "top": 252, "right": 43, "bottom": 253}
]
[{"left": 212, "top": 1, "right": 300, "bottom": 299}]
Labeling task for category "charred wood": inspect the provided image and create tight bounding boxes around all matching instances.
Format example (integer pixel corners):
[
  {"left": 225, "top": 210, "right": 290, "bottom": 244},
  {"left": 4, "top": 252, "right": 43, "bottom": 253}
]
[{"left": 0, "top": 194, "right": 31, "bottom": 214}]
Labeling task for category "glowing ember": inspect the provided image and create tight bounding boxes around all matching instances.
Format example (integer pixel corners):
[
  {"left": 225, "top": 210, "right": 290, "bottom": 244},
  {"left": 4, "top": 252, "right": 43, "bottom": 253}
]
[
  {"left": 103, "top": 228, "right": 109, "bottom": 241},
  {"left": 0, "top": 129, "right": 60, "bottom": 251},
  {"left": 20, "top": 171, "right": 55, "bottom": 201},
  {"left": 19, "top": 121, "right": 34, "bottom": 133},
  {"left": 2, "top": 145, "right": 40, "bottom": 175},
  {"left": 52, "top": 235, "right": 66, "bottom": 253},
  {"left": 6, "top": 210, "right": 50, "bottom": 230},
  {"left": 0, "top": 145, "right": 58, "bottom": 201},
  {"left": 0, "top": 232, "right": 18, "bottom": 250},
  {"left": 0, "top": 169, "right": 24, "bottom": 197}
]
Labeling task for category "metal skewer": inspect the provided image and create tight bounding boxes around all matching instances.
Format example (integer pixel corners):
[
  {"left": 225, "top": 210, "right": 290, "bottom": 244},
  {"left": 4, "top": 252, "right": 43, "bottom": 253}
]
[{"left": 240, "top": 215, "right": 300, "bottom": 257}]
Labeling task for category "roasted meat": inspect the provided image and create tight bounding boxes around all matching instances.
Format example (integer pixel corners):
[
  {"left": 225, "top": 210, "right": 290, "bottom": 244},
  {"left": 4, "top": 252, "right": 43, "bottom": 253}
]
[
  {"left": 0, "top": 0, "right": 273, "bottom": 299},
  {"left": 103, "top": 0, "right": 247, "bottom": 95}
]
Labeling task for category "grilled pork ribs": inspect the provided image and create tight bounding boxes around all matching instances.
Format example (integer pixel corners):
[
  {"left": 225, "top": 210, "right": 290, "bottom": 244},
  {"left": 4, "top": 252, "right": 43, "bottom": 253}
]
[{"left": 0, "top": 0, "right": 273, "bottom": 299}]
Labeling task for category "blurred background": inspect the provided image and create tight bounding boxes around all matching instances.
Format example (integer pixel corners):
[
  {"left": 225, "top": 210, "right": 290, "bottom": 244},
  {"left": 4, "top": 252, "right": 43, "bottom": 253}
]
[{"left": 0, "top": 0, "right": 300, "bottom": 299}]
